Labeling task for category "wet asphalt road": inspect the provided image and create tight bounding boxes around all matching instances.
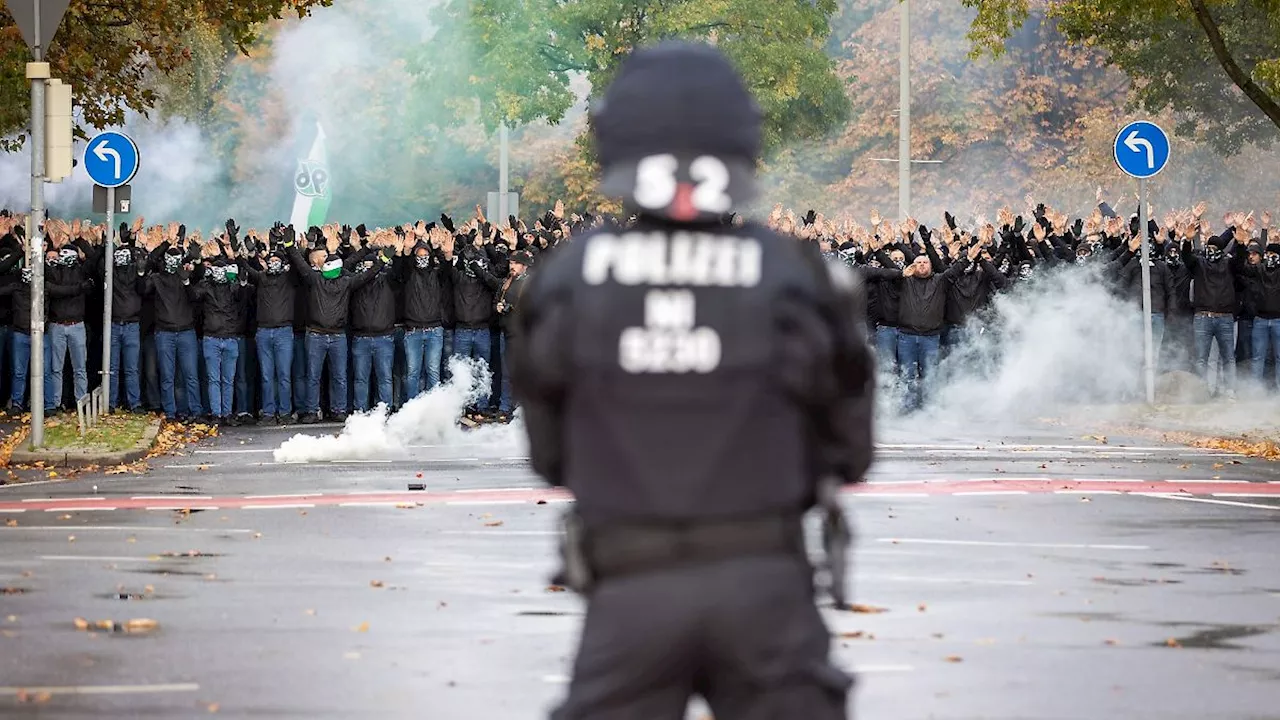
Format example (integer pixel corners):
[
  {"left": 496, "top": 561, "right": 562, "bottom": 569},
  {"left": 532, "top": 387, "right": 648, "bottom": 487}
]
[{"left": 1, "top": 419, "right": 1278, "bottom": 719}]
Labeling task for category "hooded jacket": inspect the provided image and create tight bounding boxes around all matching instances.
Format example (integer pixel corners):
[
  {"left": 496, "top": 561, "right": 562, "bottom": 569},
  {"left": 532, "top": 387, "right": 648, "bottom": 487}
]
[
  {"left": 397, "top": 245, "right": 449, "bottom": 329},
  {"left": 348, "top": 247, "right": 399, "bottom": 336},
  {"left": 1183, "top": 237, "right": 1241, "bottom": 314},
  {"left": 289, "top": 246, "right": 386, "bottom": 334},
  {"left": 47, "top": 239, "right": 99, "bottom": 324},
  {"left": 448, "top": 243, "right": 502, "bottom": 328},
  {"left": 101, "top": 244, "right": 146, "bottom": 324},
  {"left": 241, "top": 255, "right": 297, "bottom": 329},
  {"left": 190, "top": 262, "right": 248, "bottom": 338}
]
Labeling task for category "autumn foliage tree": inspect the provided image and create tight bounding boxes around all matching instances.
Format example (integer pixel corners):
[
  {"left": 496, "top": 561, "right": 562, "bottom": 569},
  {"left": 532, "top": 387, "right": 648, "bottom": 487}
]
[{"left": 0, "top": 0, "right": 332, "bottom": 149}]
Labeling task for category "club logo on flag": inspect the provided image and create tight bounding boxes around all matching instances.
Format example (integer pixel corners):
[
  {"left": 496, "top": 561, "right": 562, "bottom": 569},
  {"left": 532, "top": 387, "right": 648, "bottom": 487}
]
[{"left": 295, "top": 161, "right": 330, "bottom": 199}]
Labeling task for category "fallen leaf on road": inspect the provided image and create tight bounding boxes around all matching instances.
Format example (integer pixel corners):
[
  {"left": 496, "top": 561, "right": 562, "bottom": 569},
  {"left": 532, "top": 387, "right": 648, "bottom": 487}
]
[
  {"left": 1104, "top": 639, "right": 1119, "bottom": 646},
  {"left": 124, "top": 618, "right": 158, "bottom": 634},
  {"left": 6, "top": 615, "right": 16, "bottom": 622},
  {"left": 126, "top": 537, "right": 136, "bottom": 543},
  {"left": 204, "top": 574, "right": 217, "bottom": 581},
  {"left": 304, "top": 609, "right": 316, "bottom": 616},
  {"left": 546, "top": 585, "right": 566, "bottom": 593},
  {"left": 48, "top": 471, "right": 58, "bottom": 478},
  {"left": 298, "top": 511, "right": 307, "bottom": 516},
  {"left": 1080, "top": 497, "right": 1091, "bottom": 503},
  {"left": 370, "top": 580, "right": 384, "bottom": 588},
  {"left": 1177, "top": 464, "right": 1190, "bottom": 470},
  {"left": 57, "top": 514, "right": 71, "bottom": 520},
  {"left": 395, "top": 503, "right": 417, "bottom": 509},
  {"left": 1166, "top": 638, "right": 1181, "bottom": 648},
  {"left": 944, "top": 656, "right": 964, "bottom": 663},
  {"left": 15, "top": 689, "right": 52, "bottom": 704},
  {"left": 1212, "top": 463, "right": 1224, "bottom": 469},
  {"left": 94, "top": 619, "right": 114, "bottom": 630},
  {"left": 848, "top": 604, "right": 888, "bottom": 614},
  {"left": 384, "top": 556, "right": 392, "bottom": 562},
  {"left": 415, "top": 473, "right": 423, "bottom": 478},
  {"left": 144, "top": 585, "right": 154, "bottom": 594},
  {"left": 73, "top": 617, "right": 89, "bottom": 630},
  {"left": 837, "top": 631, "right": 864, "bottom": 639},
  {"left": 484, "top": 521, "right": 504, "bottom": 527},
  {"left": 917, "top": 604, "right": 928, "bottom": 612},
  {"left": 207, "top": 702, "right": 220, "bottom": 713},
  {"left": 252, "top": 533, "right": 262, "bottom": 539},
  {"left": 5, "top": 519, "right": 16, "bottom": 527},
  {"left": 354, "top": 621, "right": 370, "bottom": 633},
  {"left": 67, "top": 535, "right": 75, "bottom": 542}
]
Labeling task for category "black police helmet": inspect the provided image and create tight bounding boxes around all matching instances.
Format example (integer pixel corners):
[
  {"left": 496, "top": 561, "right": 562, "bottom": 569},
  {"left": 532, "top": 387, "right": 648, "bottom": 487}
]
[{"left": 591, "top": 41, "right": 762, "bottom": 221}]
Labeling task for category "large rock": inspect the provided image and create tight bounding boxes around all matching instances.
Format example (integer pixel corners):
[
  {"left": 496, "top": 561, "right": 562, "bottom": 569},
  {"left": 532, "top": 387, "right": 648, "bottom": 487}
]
[{"left": 1154, "top": 371, "right": 1211, "bottom": 405}]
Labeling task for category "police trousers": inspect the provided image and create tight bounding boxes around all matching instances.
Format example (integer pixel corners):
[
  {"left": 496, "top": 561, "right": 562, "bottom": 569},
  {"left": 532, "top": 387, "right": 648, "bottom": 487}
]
[{"left": 550, "top": 554, "right": 853, "bottom": 720}]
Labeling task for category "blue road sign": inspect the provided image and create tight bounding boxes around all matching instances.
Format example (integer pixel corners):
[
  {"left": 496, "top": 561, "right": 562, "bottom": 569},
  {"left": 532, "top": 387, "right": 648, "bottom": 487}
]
[
  {"left": 1113, "top": 121, "right": 1170, "bottom": 180},
  {"left": 83, "top": 131, "right": 141, "bottom": 188}
]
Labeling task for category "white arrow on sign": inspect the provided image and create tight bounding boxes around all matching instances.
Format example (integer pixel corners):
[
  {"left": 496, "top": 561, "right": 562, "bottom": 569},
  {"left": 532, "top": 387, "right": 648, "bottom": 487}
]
[
  {"left": 1124, "top": 130, "right": 1155, "bottom": 170},
  {"left": 92, "top": 139, "right": 122, "bottom": 179}
]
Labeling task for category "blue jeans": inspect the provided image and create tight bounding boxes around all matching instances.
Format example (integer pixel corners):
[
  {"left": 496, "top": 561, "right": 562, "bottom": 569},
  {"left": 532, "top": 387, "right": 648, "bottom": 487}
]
[
  {"left": 452, "top": 326, "right": 492, "bottom": 408},
  {"left": 499, "top": 332, "right": 516, "bottom": 413},
  {"left": 256, "top": 327, "right": 294, "bottom": 416},
  {"left": 47, "top": 321, "right": 88, "bottom": 409},
  {"left": 202, "top": 336, "right": 240, "bottom": 418},
  {"left": 10, "top": 331, "right": 50, "bottom": 408},
  {"left": 235, "top": 336, "right": 252, "bottom": 415},
  {"left": 352, "top": 333, "right": 394, "bottom": 411},
  {"left": 404, "top": 327, "right": 445, "bottom": 400},
  {"left": 292, "top": 332, "right": 308, "bottom": 411},
  {"left": 1252, "top": 317, "right": 1280, "bottom": 390},
  {"left": 306, "top": 332, "right": 348, "bottom": 414},
  {"left": 155, "top": 329, "right": 202, "bottom": 417},
  {"left": 897, "top": 332, "right": 941, "bottom": 412},
  {"left": 109, "top": 322, "right": 141, "bottom": 409},
  {"left": 875, "top": 325, "right": 899, "bottom": 371},
  {"left": 1193, "top": 314, "right": 1236, "bottom": 392}
]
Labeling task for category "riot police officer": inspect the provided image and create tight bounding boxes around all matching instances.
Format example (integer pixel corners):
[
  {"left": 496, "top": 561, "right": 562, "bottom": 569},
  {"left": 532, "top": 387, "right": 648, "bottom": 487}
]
[{"left": 508, "top": 40, "right": 875, "bottom": 720}]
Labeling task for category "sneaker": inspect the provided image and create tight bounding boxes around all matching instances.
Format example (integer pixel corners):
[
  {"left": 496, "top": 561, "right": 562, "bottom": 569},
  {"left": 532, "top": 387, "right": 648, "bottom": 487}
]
[
  {"left": 329, "top": 411, "right": 349, "bottom": 423},
  {"left": 236, "top": 412, "right": 256, "bottom": 426},
  {"left": 299, "top": 412, "right": 319, "bottom": 425},
  {"left": 279, "top": 413, "right": 296, "bottom": 426},
  {"left": 260, "top": 414, "right": 279, "bottom": 426},
  {"left": 226, "top": 415, "right": 242, "bottom": 427}
]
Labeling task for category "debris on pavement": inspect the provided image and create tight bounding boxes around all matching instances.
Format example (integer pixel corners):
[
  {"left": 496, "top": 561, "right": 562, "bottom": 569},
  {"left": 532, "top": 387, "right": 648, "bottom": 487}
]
[{"left": 848, "top": 604, "right": 888, "bottom": 614}]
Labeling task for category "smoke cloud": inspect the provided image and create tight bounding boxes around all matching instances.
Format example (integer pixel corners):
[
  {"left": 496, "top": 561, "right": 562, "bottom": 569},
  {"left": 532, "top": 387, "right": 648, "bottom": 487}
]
[{"left": 273, "top": 357, "right": 525, "bottom": 463}]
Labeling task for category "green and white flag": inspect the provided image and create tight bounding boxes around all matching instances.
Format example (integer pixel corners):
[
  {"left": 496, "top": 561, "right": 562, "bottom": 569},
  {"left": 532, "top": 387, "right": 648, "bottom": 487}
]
[{"left": 290, "top": 121, "right": 332, "bottom": 229}]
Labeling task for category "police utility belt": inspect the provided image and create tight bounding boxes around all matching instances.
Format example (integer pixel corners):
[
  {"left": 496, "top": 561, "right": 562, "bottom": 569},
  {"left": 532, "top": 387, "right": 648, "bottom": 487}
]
[{"left": 557, "top": 480, "right": 851, "bottom": 606}]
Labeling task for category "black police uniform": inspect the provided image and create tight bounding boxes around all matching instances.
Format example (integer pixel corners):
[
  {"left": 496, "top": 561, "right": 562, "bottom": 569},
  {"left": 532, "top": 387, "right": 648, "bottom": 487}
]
[{"left": 508, "top": 41, "right": 875, "bottom": 720}]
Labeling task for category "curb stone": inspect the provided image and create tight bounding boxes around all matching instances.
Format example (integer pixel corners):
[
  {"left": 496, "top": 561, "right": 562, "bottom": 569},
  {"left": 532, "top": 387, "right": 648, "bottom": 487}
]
[{"left": 8, "top": 417, "right": 163, "bottom": 469}]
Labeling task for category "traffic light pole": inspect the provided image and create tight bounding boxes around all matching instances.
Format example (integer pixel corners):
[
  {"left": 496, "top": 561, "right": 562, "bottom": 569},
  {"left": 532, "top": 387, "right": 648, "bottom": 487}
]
[{"left": 28, "top": 50, "right": 47, "bottom": 449}]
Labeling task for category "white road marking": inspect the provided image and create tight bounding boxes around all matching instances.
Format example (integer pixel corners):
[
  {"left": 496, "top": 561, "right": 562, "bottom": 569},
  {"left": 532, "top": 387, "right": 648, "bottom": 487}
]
[
  {"left": 862, "top": 574, "right": 1034, "bottom": 587},
  {"left": 0, "top": 683, "right": 200, "bottom": 696},
  {"left": 1151, "top": 496, "right": 1280, "bottom": 511},
  {"left": 7, "top": 526, "right": 254, "bottom": 533},
  {"left": 43, "top": 507, "right": 117, "bottom": 512},
  {"left": 1162, "top": 478, "right": 1237, "bottom": 484},
  {"left": 1053, "top": 490, "right": 1121, "bottom": 495},
  {"left": 445, "top": 500, "right": 528, "bottom": 506},
  {"left": 132, "top": 496, "right": 214, "bottom": 500},
  {"left": 144, "top": 506, "right": 221, "bottom": 511},
  {"left": 22, "top": 497, "right": 106, "bottom": 502},
  {"left": 40, "top": 556, "right": 155, "bottom": 562},
  {"left": 1211, "top": 493, "right": 1280, "bottom": 498},
  {"left": 875, "top": 538, "right": 1150, "bottom": 550},
  {"left": 244, "top": 493, "right": 321, "bottom": 499},
  {"left": 242, "top": 504, "right": 315, "bottom": 510},
  {"left": 329, "top": 459, "right": 393, "bottom": 464},
  {"left": 195, "top": 448, "right": 276, "bottom": 454},
  {"left": 440, "top": 530, "right": 558, "bottom": 536},
  {"left": 162, "top": 464, "right": 217, "bottom": 469},
  {"left": 455, "top": 487, "right": 537, "bottom": 493},
  {"left": 862, "top": 493, "right": 931, "bottom": 498},
  {"left": 1, "top": 509, "right": 24, "bottom": 513},
  {"left": 338, "top": 502, "right": 403, "bottom": 508},
  {"left": 954, "top": 491, "right": 1028, "bottom": 496}
]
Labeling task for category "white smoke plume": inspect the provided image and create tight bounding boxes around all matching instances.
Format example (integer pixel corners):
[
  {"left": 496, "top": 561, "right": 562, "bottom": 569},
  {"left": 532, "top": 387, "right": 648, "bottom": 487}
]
[{"left": 273, "top": 356, "right": 526, "bottom": 463}]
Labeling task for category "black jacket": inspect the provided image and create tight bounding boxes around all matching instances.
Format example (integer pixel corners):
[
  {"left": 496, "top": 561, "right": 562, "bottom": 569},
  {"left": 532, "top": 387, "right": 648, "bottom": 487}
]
[
  {"left": 508, "top": 221, "right": 874, "bottom": 527},
  {"left": 101, "top": 245, "right": 146, "bottom": 324},
  {"left": 190, "top": 274, "right": 247, "bottom": 338},
  {"left": 496, "top": 270, "right": 529, "bottom": 333},
  {"left": 945, "top": 257, "right": 1008, "bottom": 325},
  {"left": 47, "top": 251, "right": 95, "bottom": 324},
  {"left": 0, "top": 278, "right": 78, "bottom": 332},
  {"left": 140, "top": 269, "right": 198, "bottom": 332},
  {"left": 289, "top": 247, "right": 385, "bottom": 334},
  {"left": 448, "top": 245, "right": 502, "bottom": 328},
  {"left": 1120, "top": 251, "right": 1170, "bottom": 315},
  {"left": 1245, "top": 262, "right": 1280, "bottom": 319},
  {"left": 349, "top": 249, "right": 399, "bottom": 336},
  {"left": 398, "top": 248, "right": 449, "bottom": 329},
  {"left": 0, "top": 235, "right": 22, "bottom": 325},
  {"left": 241, "top": 261, "right": 297, "bottom": 329},
  {"left": 1183, "top": 239, "right": 1241, "bottom": 314}
]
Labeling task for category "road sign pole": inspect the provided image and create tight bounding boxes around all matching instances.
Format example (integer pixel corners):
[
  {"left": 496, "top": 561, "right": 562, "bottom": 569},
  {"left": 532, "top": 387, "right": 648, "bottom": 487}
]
[
  {"left": 1139, "top": 178, "right": 1155, "bottom": 405},
  {"left": 102, "top": 186, "right": 114, "bottom": 411},
  {"left": 898, "top": 0, "right": 910, "bottom": 220},
  {"left": 28, "top": 51, "right": 47, "bottom": 449},
  {"left": 498, "top": 124, "right": 509, "bottom": 225}
]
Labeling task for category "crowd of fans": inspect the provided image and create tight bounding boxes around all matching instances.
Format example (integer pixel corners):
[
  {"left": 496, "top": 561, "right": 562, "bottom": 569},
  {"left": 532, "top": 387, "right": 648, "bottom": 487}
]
[{"left": 0, "top": 191, "right": 1275, "bottom": 425}]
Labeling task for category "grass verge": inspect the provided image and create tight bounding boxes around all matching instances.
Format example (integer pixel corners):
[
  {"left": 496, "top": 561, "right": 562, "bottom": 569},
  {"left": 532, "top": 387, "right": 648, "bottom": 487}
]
[{"left": 42, "top": 413, "right": 153, "bottom": 453}]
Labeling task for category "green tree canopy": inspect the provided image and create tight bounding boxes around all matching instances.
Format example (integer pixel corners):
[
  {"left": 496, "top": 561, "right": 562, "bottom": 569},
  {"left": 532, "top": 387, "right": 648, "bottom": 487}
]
[
  {"left": 0, "top": 0, "right": 333, "bottom": 149},
  {"left": 409, "top": 0, "right": 852, "bottom": 155},
  {"left": 962, "top": 0, "right": 1280, "bottom": 154}
]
